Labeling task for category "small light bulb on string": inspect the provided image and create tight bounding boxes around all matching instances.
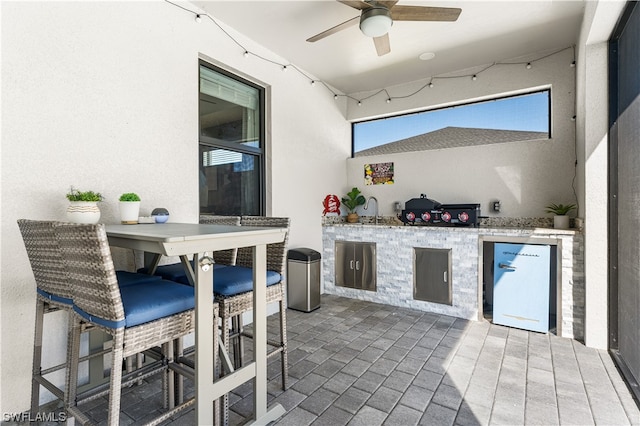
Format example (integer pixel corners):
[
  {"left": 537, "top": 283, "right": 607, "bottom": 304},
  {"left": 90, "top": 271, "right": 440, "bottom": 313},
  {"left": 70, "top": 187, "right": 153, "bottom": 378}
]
[
  {"left": 358, "top": 101, "right": 362, "bottom": 106},
  {"left": 472, "top": 75, "right": 477, "bottom": 81},
  {"left": 282, "top": 65, "right": 288, "bottom": 72},
  {"left": 195, "top": 14, "right": 202, "bottom": 23},
  {"left": 571, "top": 115, "right": 576, "bottom": 121},
  {"left": 310, "top": 80, "right": 315, "bottom": 86},
  {"left": 386, "top": 98, "right": 391, "bottom": 104},
  {"left": 334, "top": 94, "right": 338, "bottom": 100},
  {"left": 570, "top": 60, "right": 576, "bottom": 67},
  {"left": 428, "top": 82, "right": 434, "bottom": 88},
  {"left": 243, "top": 51, "right": 249, "bottom": 58},
  {"left": 526, "top": 63, "right": 532, "bottom": 69}
]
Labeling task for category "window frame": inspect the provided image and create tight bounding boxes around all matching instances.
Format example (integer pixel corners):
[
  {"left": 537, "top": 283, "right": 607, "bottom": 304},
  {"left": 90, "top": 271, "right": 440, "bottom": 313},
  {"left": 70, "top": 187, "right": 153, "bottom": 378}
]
[
  {"left": 351, "top": 89, "right": 552, "bottom": 157},
  {"left": 198, "top": 59, "right": 266, "bottom": 216}
]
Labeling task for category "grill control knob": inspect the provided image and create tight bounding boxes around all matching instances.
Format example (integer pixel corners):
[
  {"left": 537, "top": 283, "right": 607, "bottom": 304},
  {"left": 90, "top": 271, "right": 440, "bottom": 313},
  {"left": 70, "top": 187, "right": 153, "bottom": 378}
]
[
  {"left": 442, "top": 212, "right": 451, "bottom": 222},
  {"left": 405, "top": 212, "right": 415, "bottom": 221},
  {"left": 421, "top": 212, "right": 431, "bottom": 222},
  {"left": 458, "top": 211, "right": 469, "bottom": 222}
]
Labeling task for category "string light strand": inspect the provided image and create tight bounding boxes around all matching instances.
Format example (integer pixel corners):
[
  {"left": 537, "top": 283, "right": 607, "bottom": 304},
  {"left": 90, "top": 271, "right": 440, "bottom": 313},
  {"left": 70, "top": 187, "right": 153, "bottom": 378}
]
[{"left": 164, "top": 1, "right": 575, "bottom": 106}]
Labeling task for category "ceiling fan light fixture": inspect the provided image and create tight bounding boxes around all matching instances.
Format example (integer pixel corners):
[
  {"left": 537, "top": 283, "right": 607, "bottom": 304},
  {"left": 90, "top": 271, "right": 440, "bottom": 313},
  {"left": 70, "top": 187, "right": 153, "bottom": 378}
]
[{"left": 360, "top": 7, "right": 393, "bottom": 38}]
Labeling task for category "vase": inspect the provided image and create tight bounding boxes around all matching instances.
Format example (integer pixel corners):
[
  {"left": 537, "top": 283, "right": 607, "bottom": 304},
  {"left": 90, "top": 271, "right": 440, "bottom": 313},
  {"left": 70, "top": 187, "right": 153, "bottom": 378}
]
[
  {"left": 346, "top": 213, "right": 359, "bottom": 223},
  {"left": 66, "top": 201, "right": 101, "bottom": 224},
  {"left": 119, "top": 201, "right": 141, "bottom": 224},
  {"left": 553, "top": 215, "right": 570, "bottom": 229}
]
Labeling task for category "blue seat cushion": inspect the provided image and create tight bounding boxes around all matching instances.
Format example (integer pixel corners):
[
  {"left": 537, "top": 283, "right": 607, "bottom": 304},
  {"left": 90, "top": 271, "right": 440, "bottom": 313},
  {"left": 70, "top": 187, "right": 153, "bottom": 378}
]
[
  {"left": 212, "top": 266, "right": 282, "bottom": 297},
  {"left": 116, "top": 270, "right": 163, "bottom": 287},
  {"left": 139, "top": 262, "right": 226, "bottom": 283},
  {"left": 73, "top": 280, "right": 195, "bottom": 329}
]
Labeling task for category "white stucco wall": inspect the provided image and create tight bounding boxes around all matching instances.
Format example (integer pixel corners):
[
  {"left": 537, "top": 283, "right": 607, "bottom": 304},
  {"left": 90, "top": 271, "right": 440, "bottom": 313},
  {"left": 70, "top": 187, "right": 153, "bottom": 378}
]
[
  {"left": 344, "top": 48, "right": 577, "bottom": 219},
  {"left": 1, "top": 1, "right": 348, "bottom": 413},
  {"left": 576, "top": 0, "right": 627, "bottom": 350}
]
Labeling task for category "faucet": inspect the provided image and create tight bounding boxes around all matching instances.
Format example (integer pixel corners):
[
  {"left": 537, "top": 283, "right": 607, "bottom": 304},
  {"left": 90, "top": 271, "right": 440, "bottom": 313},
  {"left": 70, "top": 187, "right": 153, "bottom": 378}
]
[{"left": 364, "top": 196, "right": 379, "bottom": 225}]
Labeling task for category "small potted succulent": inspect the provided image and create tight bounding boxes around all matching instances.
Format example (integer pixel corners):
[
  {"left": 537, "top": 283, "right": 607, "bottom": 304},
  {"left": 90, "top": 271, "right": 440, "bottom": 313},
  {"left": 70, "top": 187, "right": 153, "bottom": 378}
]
[
  {"left": 66, "top": 187, "right": 103, "bottom": 224},
  {"left": 545, "top": 202, "right": 576, "bottom": 229},
  {"left": 342, "top": 187, "right": 366, "bottom": 223},
  {"left": 119, "top": 192, "right": 141, "bottom": 224}
]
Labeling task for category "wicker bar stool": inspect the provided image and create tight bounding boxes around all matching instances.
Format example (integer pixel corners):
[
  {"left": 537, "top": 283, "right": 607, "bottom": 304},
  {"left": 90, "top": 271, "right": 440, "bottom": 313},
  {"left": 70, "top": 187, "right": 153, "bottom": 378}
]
[
  {"left": 217, "top": 216, "right": 290, "bottom": 391},
  {"left": 53, "top": 223, "right": 212, "bottom": 426},
  {"left": 18, "top": 219, "right": 177, "bottom": 417}
]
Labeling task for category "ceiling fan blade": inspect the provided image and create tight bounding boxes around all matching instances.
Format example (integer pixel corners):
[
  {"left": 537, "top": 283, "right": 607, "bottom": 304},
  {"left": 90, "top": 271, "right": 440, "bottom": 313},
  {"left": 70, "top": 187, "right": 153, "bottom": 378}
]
[
  {"left": 337, "top": 0, "right": 372, "bottom": 11},
  {"left": 391, "top": 6, "right": 462, "bottom": 21},
  {"left": 373, "top": 33, "right": 391, "bottom": 56},
  {"left": 376, "top": 1, "right": 399, "bottom": 9},
  {"left": 307, "top": 16, "right": 359, "bottom": 42}
]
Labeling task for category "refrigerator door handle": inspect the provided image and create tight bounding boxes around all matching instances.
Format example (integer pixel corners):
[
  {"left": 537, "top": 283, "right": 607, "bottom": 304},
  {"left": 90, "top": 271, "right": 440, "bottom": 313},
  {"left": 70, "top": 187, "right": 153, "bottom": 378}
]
[{"left": 499, "top": 263, "right": 517, "bottom": 270}]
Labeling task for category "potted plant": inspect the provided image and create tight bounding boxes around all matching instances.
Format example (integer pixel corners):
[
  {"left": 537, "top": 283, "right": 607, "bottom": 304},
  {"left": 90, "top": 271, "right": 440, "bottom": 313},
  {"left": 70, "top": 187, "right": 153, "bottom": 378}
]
[
  {"left": 341, "top": 187, "right": 366, "bottom": 223},
  {"left": 65, "top": 187, "right": 103, "bottom": 224},
  {"left": 119, "top": 192, "right": 141, "bottom": 224},
  {"left": 545, "top": 202, "right": 576, "bottom": 229}
]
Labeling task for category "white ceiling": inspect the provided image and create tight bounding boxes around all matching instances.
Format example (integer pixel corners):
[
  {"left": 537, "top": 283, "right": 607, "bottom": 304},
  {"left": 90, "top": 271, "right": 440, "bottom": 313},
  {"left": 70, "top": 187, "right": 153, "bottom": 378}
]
[{"left": 193, "top": 1, "right": 585, "bottom": 94}]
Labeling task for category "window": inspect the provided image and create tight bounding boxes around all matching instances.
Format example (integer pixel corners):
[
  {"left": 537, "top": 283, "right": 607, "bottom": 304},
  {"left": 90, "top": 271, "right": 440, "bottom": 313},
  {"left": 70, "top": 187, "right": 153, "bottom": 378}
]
[
  {"left": 353, "top": 90, "right": 550, "bottom": 157},
  {"left": 199, "top": 62, "right": 265, "bottom": 215}
]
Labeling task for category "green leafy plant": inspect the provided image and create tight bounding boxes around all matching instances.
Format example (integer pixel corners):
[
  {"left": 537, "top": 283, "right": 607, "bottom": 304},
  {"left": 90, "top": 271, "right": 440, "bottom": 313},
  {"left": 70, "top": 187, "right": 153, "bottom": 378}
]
[
  {"left": 545, "top": 203, "right": 576, "bottom": 215},
  {"left": 341, "top": 187, "right": 366, "bottom": 213},
  {"left": 119, "top": 192, "right": 141, "bottom": 202},
  {"left": 66, "top": 187, "right": 103, "bottom": 202}
]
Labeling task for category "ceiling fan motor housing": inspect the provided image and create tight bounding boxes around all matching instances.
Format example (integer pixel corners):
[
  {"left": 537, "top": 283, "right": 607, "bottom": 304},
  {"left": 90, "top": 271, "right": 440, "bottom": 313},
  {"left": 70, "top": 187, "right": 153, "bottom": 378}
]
[{"left": 360, "top": 6, "right": 393, "bottom": 37}]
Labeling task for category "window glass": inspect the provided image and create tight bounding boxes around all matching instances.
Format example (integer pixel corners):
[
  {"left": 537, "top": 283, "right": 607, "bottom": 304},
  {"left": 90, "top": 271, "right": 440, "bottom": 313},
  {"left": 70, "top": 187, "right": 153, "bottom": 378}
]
[
  {"left": 199, "top": 147, "right": 260, "bottom": 215},
  {"left": 200, "top": 65, "right": 260, "bottom": 148},
  {"left": 199, "top": 63, "right": 264, "bottom": 215},
  {"left": 353, "top": 90, "right": 550, "bottom": 157}
]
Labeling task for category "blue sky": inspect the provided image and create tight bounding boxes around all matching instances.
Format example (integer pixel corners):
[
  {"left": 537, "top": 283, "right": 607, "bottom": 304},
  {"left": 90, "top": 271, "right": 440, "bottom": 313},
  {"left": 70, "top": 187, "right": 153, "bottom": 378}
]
[{"left": 353, "top": 91, "right": 550, "bottom": 152}]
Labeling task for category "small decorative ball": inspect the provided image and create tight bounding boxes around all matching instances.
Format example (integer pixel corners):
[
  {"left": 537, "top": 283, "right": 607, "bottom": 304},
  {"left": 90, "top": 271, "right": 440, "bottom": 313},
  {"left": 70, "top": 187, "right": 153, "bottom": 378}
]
[{"left": 151, "top": 208, "right": 170, "bottom": 224}]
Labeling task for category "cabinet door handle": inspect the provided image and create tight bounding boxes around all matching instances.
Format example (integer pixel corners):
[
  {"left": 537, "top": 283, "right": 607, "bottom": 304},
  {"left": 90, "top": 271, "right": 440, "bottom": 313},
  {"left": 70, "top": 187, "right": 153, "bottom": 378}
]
[
  {"left": 350, "top": 260, "right": 354, "bottom": 270},
  {"left": 355, "top": 261, "right": 360, "bottom": 271},
  {"left": 443, "top": 271, "right": 447, "bottom": 283}
]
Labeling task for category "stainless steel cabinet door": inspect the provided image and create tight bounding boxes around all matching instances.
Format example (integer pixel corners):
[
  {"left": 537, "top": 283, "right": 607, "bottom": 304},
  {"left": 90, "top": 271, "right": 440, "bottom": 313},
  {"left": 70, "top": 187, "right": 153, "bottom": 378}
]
[
  {"left": 335, "top": 241, "right": 355, "bottom": 288},
  {"left": 334, "top": 241, "right": 376, "bottom": 291},
  {"left": 414, "top": 248, "right": 452, "bottom": 305},
  {"left": 356, "top": 242, "right": 376, "bottom": 291}
]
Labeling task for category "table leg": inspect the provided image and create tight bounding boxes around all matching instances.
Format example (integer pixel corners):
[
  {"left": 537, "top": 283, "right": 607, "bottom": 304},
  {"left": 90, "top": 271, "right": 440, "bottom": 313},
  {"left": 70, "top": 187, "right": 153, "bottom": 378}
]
[
  {"left": 195, "top": 252, "right": 215, "bottom": 425},
  {"left": 144, "top": 252, "right": 162, "bottom": 275},
  {"left": 253, "top": 243, "right": 267, "bottom": 418},
  {"left": 252, "top": 244, "right": 285, "bottom": 424}
]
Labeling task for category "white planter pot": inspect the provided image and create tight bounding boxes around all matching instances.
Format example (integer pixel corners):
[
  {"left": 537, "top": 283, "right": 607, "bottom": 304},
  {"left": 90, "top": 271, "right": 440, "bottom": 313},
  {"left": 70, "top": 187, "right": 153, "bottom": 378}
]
[
  {"left": 119, "top": 201, "right": 141, "bottom": 224},
  {"left": 66, "top": 201, "right": 101, "bottom": 224},
  {"left": 553, "top": 215, "right": 570, "bottom": 229}
]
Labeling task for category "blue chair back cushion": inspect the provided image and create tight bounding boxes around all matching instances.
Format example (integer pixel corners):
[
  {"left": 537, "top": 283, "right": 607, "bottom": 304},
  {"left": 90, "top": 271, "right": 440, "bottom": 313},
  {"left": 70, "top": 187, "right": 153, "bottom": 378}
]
[
  {"left": 212, "top": 266, "right": 282, "bottom": 297},
  {"left": 73, "top": 280, "right": 194, "bottom": 329}
]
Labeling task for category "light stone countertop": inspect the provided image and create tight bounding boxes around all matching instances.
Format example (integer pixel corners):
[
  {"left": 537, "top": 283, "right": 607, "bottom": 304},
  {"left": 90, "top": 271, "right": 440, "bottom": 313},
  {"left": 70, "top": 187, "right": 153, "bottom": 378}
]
[{"left": 322, "top": 216, "right": 582, "bottom": 235}]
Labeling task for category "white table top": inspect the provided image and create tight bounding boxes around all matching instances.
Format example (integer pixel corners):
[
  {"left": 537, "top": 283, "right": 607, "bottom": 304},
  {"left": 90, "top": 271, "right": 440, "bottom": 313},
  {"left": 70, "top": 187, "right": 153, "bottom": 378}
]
[{"left": 106, "top": 223, "right": 286, "bottom": 255}]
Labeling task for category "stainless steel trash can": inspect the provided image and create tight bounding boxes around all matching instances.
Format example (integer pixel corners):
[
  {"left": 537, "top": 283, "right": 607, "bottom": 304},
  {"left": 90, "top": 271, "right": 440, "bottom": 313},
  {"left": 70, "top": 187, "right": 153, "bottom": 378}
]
[{"left": 287, "top": 248, "right": 321, "bottom": 312}]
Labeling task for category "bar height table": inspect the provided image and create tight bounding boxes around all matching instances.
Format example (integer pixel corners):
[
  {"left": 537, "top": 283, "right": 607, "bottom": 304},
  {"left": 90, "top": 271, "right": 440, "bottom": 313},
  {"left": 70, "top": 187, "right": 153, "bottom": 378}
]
[{"left": 106, "top": 223, "right": 287, "bottom": 425}]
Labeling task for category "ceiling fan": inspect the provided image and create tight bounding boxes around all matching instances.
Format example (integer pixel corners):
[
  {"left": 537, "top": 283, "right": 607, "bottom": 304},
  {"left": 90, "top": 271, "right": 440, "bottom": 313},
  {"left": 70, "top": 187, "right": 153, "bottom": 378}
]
[{"left": 306, "top": 1, "right": 462, "bottom": 56}]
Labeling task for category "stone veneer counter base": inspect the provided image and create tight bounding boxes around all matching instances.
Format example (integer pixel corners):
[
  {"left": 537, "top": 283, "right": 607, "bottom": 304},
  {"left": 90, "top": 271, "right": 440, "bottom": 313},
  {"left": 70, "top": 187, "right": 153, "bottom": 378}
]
[{"left": 322, "top": 223, "right": 584, "bottom": 340}]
